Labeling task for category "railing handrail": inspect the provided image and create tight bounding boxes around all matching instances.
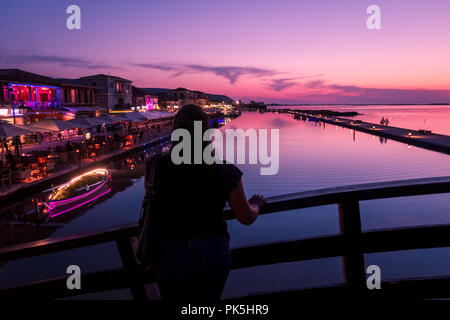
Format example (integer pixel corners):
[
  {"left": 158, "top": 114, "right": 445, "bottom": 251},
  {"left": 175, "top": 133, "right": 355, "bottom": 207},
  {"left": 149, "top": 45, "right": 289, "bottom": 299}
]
[
  {"left": 1, "top": 175, "right": 450, "bottom": 263},
  {"left": 1, "top": 175, "right": 450, "bottom": 299},
  {"left": 227, "top": 175, "right": 450, "bottom": 217}
]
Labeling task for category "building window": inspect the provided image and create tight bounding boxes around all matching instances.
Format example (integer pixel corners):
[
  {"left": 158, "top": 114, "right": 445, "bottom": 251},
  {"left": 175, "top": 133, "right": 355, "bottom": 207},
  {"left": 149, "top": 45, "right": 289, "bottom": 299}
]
[{"left": 71, "top": 89, "right": 76, "bottom": 103}]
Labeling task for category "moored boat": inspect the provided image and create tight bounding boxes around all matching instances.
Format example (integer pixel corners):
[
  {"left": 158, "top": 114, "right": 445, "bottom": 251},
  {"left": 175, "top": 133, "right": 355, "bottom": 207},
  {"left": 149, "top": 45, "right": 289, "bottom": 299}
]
[{"left": 44, "top": 169, "right": 111, "bottom": 217}]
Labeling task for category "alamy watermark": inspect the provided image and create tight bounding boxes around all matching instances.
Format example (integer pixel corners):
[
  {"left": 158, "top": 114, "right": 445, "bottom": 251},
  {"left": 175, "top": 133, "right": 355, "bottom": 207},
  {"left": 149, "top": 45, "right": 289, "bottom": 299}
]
[
  {"left": 366, "top": 5, "right": 381, "bottom": 30},
  {"left": 366, "top": 264, "right": 381, "bottom": 289},
  {"left": 171, "top": 121, "right": 279, "bottom": 175},
  {"left": 66, "top": 5, "right": 81, "bottom": 30},
  {"left": 66, "top": 264, "right": 81, "bottom": 290}
]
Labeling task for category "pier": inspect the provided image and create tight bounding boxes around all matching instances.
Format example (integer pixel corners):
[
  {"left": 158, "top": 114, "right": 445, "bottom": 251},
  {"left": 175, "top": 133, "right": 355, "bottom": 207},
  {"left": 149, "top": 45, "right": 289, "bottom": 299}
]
[{"left": 285, "top": 110, "right": 450, "bottom": 155}]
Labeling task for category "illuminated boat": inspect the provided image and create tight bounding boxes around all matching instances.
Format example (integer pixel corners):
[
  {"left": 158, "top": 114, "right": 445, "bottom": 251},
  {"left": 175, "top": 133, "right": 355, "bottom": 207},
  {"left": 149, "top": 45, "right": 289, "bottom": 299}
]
[{"left": 44, "top": 169, "right": 111, "bottom": 218}]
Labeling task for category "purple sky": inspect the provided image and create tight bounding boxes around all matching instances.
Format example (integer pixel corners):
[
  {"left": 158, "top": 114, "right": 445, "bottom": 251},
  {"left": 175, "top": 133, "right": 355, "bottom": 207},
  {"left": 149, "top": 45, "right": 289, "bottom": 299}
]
[{"left": 0, "top": 0, "right": 449, "bottom": 104}]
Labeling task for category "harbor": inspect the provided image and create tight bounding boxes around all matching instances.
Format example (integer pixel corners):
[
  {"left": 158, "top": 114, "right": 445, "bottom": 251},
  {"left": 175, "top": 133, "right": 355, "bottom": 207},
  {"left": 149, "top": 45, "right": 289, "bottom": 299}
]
[
  {"left": 1, "top": 0, "right": 450, "bottom": 307},
  {"left": 1, "top": 110, "right": 450, "bottom": 300},
  {"left": 285, "top": 109, "right": 450, "bottom": 155}
]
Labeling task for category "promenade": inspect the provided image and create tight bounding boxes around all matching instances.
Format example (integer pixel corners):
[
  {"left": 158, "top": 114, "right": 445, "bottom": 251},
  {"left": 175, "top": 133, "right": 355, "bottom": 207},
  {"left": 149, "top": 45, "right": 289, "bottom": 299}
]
[{"left": 294, "top": 112, "right": 450, "bottom": 155}]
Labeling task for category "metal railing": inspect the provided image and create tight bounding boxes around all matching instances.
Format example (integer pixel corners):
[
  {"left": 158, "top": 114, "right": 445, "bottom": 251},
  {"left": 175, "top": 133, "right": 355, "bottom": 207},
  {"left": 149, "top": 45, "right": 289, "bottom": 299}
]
[{"left": 1, "top": 176, "right": 450, "bottom": 300}]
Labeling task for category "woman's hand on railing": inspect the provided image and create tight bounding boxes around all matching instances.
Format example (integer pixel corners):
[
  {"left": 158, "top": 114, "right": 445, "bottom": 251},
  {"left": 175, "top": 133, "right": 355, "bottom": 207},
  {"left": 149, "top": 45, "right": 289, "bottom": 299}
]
[
  {"left": 249, "top": 194, "right": 266, "bottom": 210},
  {"left": 229, "top": 181, "right": 266, "bottom": 226}
]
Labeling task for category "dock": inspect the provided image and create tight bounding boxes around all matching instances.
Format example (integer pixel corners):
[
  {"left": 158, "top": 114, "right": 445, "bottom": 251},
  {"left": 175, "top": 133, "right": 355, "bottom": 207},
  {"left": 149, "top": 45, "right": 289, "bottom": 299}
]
[{"left": 289, "top": 111, "right": 450, "bottom": 155}]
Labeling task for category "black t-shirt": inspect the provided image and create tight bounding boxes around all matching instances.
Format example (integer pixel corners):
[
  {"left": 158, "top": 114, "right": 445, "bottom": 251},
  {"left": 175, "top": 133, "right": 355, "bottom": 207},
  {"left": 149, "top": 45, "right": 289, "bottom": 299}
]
[{"left": 147, "top": 155, "right": 243, "bottom": 240}]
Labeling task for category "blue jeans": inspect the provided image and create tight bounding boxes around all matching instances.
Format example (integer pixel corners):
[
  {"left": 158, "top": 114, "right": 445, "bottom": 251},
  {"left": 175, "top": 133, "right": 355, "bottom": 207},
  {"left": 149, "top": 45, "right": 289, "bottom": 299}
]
[{"left": 154, "top": 235, "right": 231, "bottom": 302}]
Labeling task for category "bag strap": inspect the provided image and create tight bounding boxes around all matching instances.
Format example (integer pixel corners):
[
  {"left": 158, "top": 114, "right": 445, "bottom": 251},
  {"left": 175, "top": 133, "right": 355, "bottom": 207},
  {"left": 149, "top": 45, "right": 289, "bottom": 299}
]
[
  {"left": 138, "top": 154, "right": 162, "bottom": 232},
  {"left": 146, "top": 154, "right": 162, "bottom": 196}
]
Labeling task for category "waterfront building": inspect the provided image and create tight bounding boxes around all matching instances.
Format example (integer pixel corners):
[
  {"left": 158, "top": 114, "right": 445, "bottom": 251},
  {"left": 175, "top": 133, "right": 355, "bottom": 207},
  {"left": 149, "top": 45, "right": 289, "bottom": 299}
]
[
  {"left": 206, "top": 93, "right": 235, "bottom": 107},
  {"left": 58, "top": 79, "right": 101, "bottom": 117},
  {"left": 0, "top": 69, "right": 99, "bottom": 123},
  {"left": 132, "top": 86, "right": 159, "bottom": 110},
  {"left": 141, "top": 87, "right": 210, "bottom": 108},
  {"left": 156, "top": 93, "right": 182, "bottom": 111},
  {"left": 171, "top": 87, "right": 208, "bottom": 107},
  {"left": 79, "top": 74, "right": 133, "bottom": 111}
]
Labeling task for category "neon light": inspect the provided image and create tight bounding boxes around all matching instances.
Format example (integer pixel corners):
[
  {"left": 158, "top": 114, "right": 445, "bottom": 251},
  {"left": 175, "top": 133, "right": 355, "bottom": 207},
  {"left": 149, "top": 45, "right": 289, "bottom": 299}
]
[
  {"left": 63, "top": 169, "right": 108, "bottom": 188},
  {"left": 49, "top": 188, "right": 111, "bottom": 218},
  {"left": 49, "top": 169, "right": 109, "bottom": 206},
  {"left": 48, "top": 179, "right": 106, "bottom": 207},
  {"left": 146, "top": 96, "right": 154, "bottom": 110},
  {"left": 9, "top": 83, "right": 60, "bottom": 89}
]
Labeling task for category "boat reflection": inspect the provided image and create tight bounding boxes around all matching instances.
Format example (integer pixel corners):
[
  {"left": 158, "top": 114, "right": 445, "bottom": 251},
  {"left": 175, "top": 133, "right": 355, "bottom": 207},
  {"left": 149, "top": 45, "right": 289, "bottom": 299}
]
[
  {"left": 0, "top": 145, "right": 165, "bottom": 248},
  {"left": 44, "top": 169, "right": 111, "bottom": 218}
]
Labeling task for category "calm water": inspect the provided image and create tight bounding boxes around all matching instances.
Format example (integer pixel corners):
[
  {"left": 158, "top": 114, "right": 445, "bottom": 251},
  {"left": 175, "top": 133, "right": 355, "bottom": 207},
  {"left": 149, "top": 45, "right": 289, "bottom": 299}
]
[
  {"left": 270, "top": 105, "right": 450, "bottom": 135},
  {"left": 1, "top": 110, "right": 450, "bottom": 298}
]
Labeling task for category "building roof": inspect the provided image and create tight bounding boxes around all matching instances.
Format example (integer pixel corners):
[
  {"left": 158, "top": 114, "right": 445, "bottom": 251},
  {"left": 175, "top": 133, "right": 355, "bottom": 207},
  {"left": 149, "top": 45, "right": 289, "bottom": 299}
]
[
  {"left": 57, "top": 78, "right": 99, "bottom": 89},
  {"left": 57, "top": 78, "right": 83, "bottom": 85},
  {"left": 132, "top": 86, "right": 155, "bottom": 97},
  {"left": 0, "top": 68, "right": 59, "bottom": 86},
  {"left": 80, "top": 74, "right": 132, "bottom": 83},
  {"left": 142, "top": 87, "right": 233, "bottom": 104},
  {"left": 0, "top": 69, "right": 98, "bottom": 89}
]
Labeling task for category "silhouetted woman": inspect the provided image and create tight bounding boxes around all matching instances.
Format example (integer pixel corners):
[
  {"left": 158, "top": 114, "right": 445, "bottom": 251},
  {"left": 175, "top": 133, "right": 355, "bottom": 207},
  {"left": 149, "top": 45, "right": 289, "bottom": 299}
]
[{"left": 145, "top": 104, "right": 265, "bottom": 302}]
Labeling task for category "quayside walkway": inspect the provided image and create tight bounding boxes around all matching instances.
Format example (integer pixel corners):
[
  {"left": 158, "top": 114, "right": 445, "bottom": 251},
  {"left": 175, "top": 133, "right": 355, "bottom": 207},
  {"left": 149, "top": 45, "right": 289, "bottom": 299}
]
[
  {"left": 1, "top": 175, "right": 450, "bottom": 300},
  {"left": 290, "top": 111, "right": 450, "bottom": 155}
]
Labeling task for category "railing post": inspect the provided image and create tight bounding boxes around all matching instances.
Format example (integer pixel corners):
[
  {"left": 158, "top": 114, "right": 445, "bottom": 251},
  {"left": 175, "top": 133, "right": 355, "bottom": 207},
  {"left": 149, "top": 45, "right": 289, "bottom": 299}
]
[
  {"left": 116, "top": 238, "right": 148, "bottom": 300},
  {"left": 338, "top": 201, "right": 366, "bottom": 291}
]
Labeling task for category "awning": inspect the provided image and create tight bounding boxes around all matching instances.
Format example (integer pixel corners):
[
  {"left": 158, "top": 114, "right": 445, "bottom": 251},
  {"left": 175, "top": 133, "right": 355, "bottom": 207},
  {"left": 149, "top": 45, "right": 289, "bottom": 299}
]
[
  {"left": 123, "top": 113, "right": 148, "bottom": 122},
  {"left": 0, "top": 122, "right": 36, "bottom": 138},
  {"left": 28, "top": 119, "right": 83, "bottom": 131},
  {"left": 140, "top": 111, "right": 174, "bottom": 120},
  {"left": 66, "top": 118, "right": 99, "bottom": 128},
  {"left": 95, "top": 115, "right": 120, "bottom": 124}
]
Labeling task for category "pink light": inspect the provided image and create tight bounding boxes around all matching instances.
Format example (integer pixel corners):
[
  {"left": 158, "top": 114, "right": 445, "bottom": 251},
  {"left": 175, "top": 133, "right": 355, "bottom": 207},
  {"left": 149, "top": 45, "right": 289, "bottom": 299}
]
[
  {"left": 49, "top": 188, "right": 111, "bottom": 218},
  {"left": 49, "top": 169, "right": 109, "bottom": 207},
  {"left": 49, "top": 177, "right": 108, "bottom": 207},
  {"left": 146, "top": 96, "right": 154, "bottom": 110}
]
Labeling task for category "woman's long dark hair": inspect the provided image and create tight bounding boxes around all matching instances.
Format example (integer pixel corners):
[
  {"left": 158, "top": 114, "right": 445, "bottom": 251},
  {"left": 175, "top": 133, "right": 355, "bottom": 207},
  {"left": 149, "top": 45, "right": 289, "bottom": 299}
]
[
  {"left": 145, "top": 105, "right": 212, "bottom": 190},
  {"left": 171, "top": 104, "right": 212, "bottom": 164}
]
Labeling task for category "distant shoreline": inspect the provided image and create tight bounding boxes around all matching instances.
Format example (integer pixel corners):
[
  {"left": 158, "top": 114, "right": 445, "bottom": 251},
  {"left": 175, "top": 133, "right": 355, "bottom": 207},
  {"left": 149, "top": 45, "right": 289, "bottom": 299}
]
[{"left": 267, "top": 103, "right": 449, "bottom": 107}]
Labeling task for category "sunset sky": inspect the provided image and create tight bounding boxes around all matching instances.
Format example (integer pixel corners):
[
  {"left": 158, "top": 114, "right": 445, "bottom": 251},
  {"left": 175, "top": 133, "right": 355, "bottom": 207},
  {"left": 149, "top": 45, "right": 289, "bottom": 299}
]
[{"left": 0, "top": 0, "right": 449, "bottom": 104}]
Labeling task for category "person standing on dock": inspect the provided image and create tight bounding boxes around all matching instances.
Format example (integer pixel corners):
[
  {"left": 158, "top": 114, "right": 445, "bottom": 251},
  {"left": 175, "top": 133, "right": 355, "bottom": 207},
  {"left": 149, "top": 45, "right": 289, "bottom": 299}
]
[
  {"left": 380, "top": 117, "right": 385, "bottom": 126},
  {"left": 137, "top": 104, "right": 266, "bottom": 302}
]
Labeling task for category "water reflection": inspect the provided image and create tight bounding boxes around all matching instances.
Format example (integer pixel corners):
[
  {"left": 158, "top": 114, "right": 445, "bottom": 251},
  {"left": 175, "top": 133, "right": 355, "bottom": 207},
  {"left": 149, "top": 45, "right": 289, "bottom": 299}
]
[
  {"left": 0, "top": 143, "right": 168, "bottom": 248},
  {"left": 1, "top": 111, "right": 450, "bottom": 295}
]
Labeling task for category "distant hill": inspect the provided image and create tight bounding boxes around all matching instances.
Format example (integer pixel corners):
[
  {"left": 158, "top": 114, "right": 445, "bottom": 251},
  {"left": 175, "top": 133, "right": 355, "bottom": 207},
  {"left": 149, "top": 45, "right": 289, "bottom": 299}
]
[
  {"left": 141, "top": 88, "right": 173, "bottom": 95},
  {"left": 141, "top": 88, "right": 234, "bottom": 104},
  {"left": 205, "top": 94, "right": 234, "bottom": 104}
]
